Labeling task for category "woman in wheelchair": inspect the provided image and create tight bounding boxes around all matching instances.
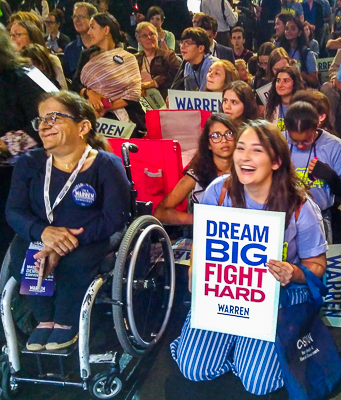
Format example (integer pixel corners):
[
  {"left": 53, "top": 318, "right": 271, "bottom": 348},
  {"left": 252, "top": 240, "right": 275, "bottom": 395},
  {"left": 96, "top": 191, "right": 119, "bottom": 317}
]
[
  {"left": 5, "top": 90, "right": 131, "bottom": 352},
  {"left": 153, "top": 114, "right": 238, "bottom": 225}
]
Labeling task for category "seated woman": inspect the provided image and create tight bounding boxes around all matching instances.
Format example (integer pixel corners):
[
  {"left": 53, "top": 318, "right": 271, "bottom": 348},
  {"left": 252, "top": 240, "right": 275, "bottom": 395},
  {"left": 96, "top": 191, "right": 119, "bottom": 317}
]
[
  {"left": 5, "top": 90, "right": 130, "bottom": 351},
  {"left": 205, "top": 60, "right": 239, "bottom": 92},
  {"left": 265, "top": 47, "right": 290, "bottom": 83},
  {"left": 265, "top": 65, "right": 304, "bottom": 131},
  {"left": 171, "top": 120, "right": 328, "bottom": 396},
  {"left": 153, "top": 114, "right": 238, "bottom": 225},
  {"left": 278, "top": 17, "right": 318, "bottom": 88},
  {"left": 146, "top": 6, "right": 176, "bottom": 51},
  {"left": 71, "top": 13, "right": 145, "bottom": 136},
  {"left": 284, "top": 101, "right": 341, "bottom": 242},
  {"left": 222, "top": 80, "right": 258, "bottom": 126},
  {"left": 235, "top": 59, "right": 252, "bottom": 85},
  {"left": 9, "top": 20, "right": 67, "bottom": 89},
  {"left": 21, "top": 43, "right": 61, "bottom": 88},
  {"left": 135, "top": 22, "right": 180, "bottom": 100},
  {"left": 303, "top": 21, "right": 319, "bottom": 58}
]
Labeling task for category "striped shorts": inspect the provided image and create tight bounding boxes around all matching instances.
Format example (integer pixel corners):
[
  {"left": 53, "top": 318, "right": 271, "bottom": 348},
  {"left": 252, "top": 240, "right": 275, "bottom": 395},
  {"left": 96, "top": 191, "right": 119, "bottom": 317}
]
[{"left": 170, "top": 287, "right": 310, "bottom": 396}]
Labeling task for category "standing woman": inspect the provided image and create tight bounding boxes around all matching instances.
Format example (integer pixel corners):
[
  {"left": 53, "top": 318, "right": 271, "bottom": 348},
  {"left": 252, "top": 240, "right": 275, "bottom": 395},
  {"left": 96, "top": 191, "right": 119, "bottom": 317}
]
[
  {"left": 154, "top": 114, "right": 237, "bottom": 224},
  {"left": 279, "top": 17, "right": 318, "bottom": 88},
  {"left": 303, "top": 21, "right": 319, "bottom": 57},
  {"left": 171, "top": 120, "right": 329, "bottom": 396},
  {"left": 72, "top": 13, "right": 145, "bottom": 136},
  {"left": 222, "top": 80, "right": 258, "bottom": 126},
  {"left": 205, "top": 60, "right": 239, "bottom": 92},
  {"left": 135, "top": 22, "right": 180, "bottom": 100},
  {"left": 265, "top": 65, "right": 304, "bottom": 131},
  {"left": 273, "top": 12, "right": 294, "bottom": 46}
]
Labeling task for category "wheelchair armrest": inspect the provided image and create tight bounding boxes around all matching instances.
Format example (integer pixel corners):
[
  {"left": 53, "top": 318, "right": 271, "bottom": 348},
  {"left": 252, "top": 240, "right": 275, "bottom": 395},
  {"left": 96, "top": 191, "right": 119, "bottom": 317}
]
[{"left": 136, "top": 201, "right": 153, "bottom": 217}]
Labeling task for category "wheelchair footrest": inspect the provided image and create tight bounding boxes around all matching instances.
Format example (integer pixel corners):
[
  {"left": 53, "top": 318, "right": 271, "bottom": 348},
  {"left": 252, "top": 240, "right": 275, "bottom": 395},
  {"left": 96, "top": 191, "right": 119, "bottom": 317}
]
[
  {"left": 21, "top": 342, "right": 78, "bottom": 356},
  {"left": 89, "top": 351, "right": 117, "bottom": 364}
]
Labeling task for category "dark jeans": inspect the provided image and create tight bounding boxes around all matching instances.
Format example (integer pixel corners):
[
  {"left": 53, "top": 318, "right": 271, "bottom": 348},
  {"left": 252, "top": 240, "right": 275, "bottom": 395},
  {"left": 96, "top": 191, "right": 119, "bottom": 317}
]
[{"left": 10, "top": 235, "right": 111, "bottom": 326}]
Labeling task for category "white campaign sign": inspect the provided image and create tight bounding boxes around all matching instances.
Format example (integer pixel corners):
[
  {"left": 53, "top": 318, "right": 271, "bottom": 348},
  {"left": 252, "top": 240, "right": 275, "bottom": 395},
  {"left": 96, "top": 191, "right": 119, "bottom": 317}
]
[
  {"left": 168, "top": 89, "right": 222, "bottom": 112},
  {"left": 316, "top": 57, "right": 334, "bottom": 85},
  {"left": 191, "top": 204, "right": 285, "bottom": 342},
  {"left": 256, "top": 82, "right": 272, "bottom": 106},
  {"left": 96, "top": 117, "right": 135, "bottom": 138}
]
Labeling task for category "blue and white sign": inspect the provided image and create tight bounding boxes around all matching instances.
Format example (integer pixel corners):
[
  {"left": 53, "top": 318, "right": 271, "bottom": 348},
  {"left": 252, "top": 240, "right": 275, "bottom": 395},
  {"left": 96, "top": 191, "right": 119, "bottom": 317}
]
[
  {"left": 168, "top": 89, "right": 222, "bottom": 112},
  {"left": 72, "top": 183, "right": 96, "bottom": 206},
  {"left": 191, "top": 204, "right": 285, "bottom": 342}
]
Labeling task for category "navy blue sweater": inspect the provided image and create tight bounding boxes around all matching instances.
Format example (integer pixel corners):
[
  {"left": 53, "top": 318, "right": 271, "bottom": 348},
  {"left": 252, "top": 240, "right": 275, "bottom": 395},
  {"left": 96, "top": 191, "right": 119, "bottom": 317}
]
[{"left": 6, "top": 149, "right": 131, "bottom": 244}]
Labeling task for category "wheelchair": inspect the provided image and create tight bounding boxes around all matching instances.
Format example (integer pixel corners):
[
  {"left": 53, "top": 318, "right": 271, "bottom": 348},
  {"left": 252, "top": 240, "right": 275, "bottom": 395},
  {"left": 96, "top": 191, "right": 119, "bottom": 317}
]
[{"left": 0, "top": 142, "right": 176, "bottom": 399}]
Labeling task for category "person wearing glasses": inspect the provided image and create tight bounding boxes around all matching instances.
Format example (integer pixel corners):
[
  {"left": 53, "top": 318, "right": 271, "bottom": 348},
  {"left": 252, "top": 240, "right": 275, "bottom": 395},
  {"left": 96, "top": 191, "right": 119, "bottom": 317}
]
[
  {"left": 135, "top": 21, "right": 180, "bottom": 99},
  {"left": 265, "top": 66, "right": 304, "bottom": 132},
  {"left": 172, "top": 27, "right": 217, "bottom": 91},
  {"left": 5, "top": 90, "right": 130, "bottom": 351},
  {"left": 44, "top": 9, "right": 70, "bottom": 53},
  {"left": 222, "top": 81, "right": 258, "bottom": 126},
  {"left": 284, "top": 101, "right": 341, "bottom": 242},
  {"left": 154, "top": 114, "right": 237, "bottom": 225},
  {"left": 62, "top": 2, "right": 97, "bottom": 80}
]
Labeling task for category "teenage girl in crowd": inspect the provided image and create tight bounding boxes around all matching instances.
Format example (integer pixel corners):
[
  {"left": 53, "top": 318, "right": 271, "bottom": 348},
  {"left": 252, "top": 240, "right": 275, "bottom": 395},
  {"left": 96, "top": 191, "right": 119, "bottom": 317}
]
[
  {"left": 235, "top": 59, "right": 253, "bottom": 85},
  {"left": 171, "top": 120, "right": 329, "bottom": 396},
  {"left": 284, "top": 102, "right": 341, "bottom": 241},
  {"left": 222, "top": 81, "right": 258, "bottom": 126},
  {"left": 303, "top": 21, "right": 319, "bottom": 58},
  {"left": 153, "top": 114, "right": 237, "bottom": 224},
  {"left": 265, "top": 66, "right": 304, "bottom": 131},
  {"left": 291, "top": 90, "right": 337, "bottom": 137},
  {"left": 205, "top": 60, "right": 239, "bottom": 92},
  {"left": 278, "top": 17, "right": 318, "bottom": 88},
  {"left": 273, "top": 12, "right": 294, "bottom": 46},
  {"left": 266, "top": 47, "right": 290, "bottom": 82}
]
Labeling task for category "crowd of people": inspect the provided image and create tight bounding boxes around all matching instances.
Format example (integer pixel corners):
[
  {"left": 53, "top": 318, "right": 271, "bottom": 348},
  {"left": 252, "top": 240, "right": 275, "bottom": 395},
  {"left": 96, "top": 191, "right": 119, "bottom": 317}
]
[{"left": 1, "top": 0, "right": 341, "bottom": 398}]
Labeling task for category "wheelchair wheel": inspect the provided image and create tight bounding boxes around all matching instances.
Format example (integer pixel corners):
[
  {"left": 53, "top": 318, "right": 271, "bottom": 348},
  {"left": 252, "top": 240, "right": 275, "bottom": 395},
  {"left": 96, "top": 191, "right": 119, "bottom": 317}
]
[
  {"left": 89, "top": 372, "right": 122, "bottom": 399},
  {"left": 1, "top": 361, "right": 19, "bottom": 399},
  {"left": 112, "top": 215, "right": 175, "bottom": 358}
]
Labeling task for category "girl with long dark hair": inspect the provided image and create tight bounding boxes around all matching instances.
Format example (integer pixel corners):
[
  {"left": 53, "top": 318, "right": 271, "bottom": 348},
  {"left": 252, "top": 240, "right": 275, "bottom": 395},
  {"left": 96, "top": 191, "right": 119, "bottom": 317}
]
[
  {"left": 153, "top": 114, "right": 238, "bottom": 224},
  {"left": 171, "top": 119, "right": 329, "bottom": 396},
  {"left": 265, "top": 65, "right": 304, "bottom": 131}
]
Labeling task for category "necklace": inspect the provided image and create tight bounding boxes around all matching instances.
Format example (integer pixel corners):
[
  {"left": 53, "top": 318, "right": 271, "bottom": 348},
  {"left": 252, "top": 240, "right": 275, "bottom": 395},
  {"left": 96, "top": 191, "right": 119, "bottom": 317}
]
[
  {"left": 143, "top": 54, "right": 152, "bottom": 75},
  {"left": 65, "top": 162, "right": 75, "bottom": 170}
]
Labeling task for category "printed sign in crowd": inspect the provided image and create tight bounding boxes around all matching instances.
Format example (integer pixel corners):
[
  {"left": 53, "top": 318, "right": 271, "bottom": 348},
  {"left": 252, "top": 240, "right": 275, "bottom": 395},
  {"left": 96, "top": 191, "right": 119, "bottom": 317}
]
[
  {"left": 168, "top": 89, "right": 222, "bottom": 112},
  {"left": 256, "top": 82, "right": 272, "bottom": 106},
  {"left": 140, "top": 88, "right": 167, "bottom": 112},
  {"left": 96, "top": 117, "right": 136, "bottom": 138},
  {"left": 191, "top": 204, "right": 285, "bottom": 342},
  {"left": 317, "top": 57, "right": 334, "bottom": 85}
]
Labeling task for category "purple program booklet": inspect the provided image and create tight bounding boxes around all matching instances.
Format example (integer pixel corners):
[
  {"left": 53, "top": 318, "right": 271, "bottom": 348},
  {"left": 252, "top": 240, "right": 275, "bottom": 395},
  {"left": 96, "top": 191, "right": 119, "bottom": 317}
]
[{"left": 20, "top": 242, "right": 55, "bottom": 296}]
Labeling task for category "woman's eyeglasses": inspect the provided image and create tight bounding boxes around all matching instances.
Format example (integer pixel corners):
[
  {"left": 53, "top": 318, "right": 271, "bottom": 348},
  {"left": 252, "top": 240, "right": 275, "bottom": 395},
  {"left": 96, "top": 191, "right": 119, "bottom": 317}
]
[
  {"left": 139, "top": 32, "right": 157, "bottom": 39},
  {"left": 209, "top": 131, "right": 234, "bottom": 143},
  {"left": 257, "top": 61, "right": 268, "bottom": 68},
  {"left": 31, "top": 112, "right": 78, "bottom": 131},
  {"left": 9, "top": 33, "right": 28, "bottom": 38}
]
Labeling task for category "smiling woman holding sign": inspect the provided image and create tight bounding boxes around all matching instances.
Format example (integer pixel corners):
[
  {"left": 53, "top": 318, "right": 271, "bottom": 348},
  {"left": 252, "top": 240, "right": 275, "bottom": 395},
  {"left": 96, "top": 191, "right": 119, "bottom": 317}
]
[
  {"left": 5, "top": 91, "right": 130, "bottom": 351},
  {"left": 170, "top": 120, "right": 339, "bottom": 397}
]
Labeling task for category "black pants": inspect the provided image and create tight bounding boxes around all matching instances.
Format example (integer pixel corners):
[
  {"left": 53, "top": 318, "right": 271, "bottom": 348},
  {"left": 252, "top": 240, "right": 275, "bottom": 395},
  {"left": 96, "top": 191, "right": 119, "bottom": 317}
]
[{"left": 10, "top": 235, "right": 111, "bottom": 326}]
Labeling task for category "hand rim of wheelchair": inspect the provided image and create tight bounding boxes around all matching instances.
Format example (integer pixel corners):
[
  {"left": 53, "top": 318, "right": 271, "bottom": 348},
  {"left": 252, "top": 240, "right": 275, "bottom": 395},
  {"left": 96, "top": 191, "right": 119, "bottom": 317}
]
[{"left": 112, "top": 215, "right": 175, "bottom": 358}]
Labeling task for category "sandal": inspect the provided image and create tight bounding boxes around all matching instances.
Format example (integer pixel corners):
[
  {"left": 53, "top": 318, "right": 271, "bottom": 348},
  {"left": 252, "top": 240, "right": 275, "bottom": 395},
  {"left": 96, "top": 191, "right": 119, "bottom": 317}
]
[
  {"left": 45, "top": 326, "right": 79, "bottom": 351},
  {"left": 26, "top": 327, "right": 53, "bottom": 351}
]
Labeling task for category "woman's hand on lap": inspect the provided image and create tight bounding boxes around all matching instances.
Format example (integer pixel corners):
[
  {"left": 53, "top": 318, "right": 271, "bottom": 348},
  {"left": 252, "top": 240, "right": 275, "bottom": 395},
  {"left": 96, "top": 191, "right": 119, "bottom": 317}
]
[
  {"left": 34, "top": 246, "right": 61, "bottom": 279},
  {"left": 41, "top": 226, "right": 84, "bottom": 256},
  {"left": 266, "top": 260, "right": 294, "bottom": 286}
]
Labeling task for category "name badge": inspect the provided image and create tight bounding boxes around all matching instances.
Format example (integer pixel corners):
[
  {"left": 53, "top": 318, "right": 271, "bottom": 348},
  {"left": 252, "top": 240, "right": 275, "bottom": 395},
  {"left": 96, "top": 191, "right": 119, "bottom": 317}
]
[
  {"left": 72, "top": 183, "right": 96, "bottom": 206},
  {"left": 20, "top": 242, "right": 55, "bottom": 296}
]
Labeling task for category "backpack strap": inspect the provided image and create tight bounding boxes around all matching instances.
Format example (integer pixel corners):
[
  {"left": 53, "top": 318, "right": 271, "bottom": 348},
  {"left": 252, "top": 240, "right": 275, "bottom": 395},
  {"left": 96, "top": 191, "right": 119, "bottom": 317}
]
[{"left": 218, "top": 179, "right": 229, "bottom": 206}]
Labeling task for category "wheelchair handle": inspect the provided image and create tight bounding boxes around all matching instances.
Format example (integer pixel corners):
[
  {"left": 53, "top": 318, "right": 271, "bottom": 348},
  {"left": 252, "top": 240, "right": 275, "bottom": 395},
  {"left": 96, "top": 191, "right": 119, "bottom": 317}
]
[{"left": 121, "top": 142, "right": 139, "bottom": 218}]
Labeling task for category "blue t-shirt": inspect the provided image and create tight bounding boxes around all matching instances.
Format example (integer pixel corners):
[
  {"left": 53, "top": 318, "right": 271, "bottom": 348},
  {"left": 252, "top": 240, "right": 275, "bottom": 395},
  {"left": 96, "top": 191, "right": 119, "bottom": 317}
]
[
  {"left": 283, "top": 129, "right": 341, "bottom": 211},
  {"left": 281, "top": 1, "right": 303, "bottom": 16},
  {"left": 288, "top": 47, "right": 317, "bottom": 74},
  {"left": 184, "top": 54, "right": 217, "bottom": 91},
  {"left": 200, "top": 176, "right": 327, "bottom": 266}
]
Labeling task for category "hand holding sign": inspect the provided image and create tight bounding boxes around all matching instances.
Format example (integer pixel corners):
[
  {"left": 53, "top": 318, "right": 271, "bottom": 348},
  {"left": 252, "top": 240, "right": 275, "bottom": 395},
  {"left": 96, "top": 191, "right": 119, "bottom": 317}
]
[
  {"left": 266, "top": 260, "right": 294, "bottom": 286},
  {"left": 34, "top": 246, "right": 61, "bottom": 280}
]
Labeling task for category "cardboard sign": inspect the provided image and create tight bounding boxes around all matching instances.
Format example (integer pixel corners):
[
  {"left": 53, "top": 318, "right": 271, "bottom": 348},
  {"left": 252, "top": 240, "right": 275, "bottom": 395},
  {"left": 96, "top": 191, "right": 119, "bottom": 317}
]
[
  {"left": 168, "top": 89, "right": 222, "bottom": 112},
  {"left": 256, "top": 82, "right": 272, "bottom": 106},
  {"left": 322, "top": 244, "right": 341, "bottom": 327},
  {"left": 191, "top": 204, "right": 285, "bottom": 342},
  {"left": 23, "top": 66, "right": 59, "bottom": 92},
  {"left": 96, "top": 117, "right": 135, "bottom": 138},
  {"left": 316, "top": 57, "right": 334, "bottom": 85},
  {"left": 140, "top": 88, "right": 166, "bottom": 112}
]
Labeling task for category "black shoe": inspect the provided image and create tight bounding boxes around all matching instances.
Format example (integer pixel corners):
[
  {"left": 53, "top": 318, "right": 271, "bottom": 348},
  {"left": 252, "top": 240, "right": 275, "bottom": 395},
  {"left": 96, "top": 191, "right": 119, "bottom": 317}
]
[
  {"left": 46, "top": 326, "right": 78, "bottom": 351},
  {"left": 26, "top": 328, "right": 53, "bottom": 351}
]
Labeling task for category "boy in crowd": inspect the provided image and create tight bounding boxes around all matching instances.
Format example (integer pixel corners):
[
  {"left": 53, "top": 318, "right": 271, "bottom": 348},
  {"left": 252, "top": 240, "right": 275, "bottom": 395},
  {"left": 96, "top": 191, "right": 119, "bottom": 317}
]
[
  {"left": 231, "top": 26, "right": 253, "bottom": 63},
  {"left": 197, "top": 15, "right": 235, "bottom": 63}
]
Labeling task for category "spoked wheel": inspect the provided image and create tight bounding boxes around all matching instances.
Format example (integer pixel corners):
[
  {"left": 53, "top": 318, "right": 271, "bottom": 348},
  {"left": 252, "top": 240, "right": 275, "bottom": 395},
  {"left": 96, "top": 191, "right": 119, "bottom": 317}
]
[
  {"left": 112, "top": 216, "right": 175, "bottom": 357},
  {"left": 89, "top": 373, "right": 123, "bottom": 399},
  {"left": 1, "top": 361, "right": 19, "bottom": 400}
]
